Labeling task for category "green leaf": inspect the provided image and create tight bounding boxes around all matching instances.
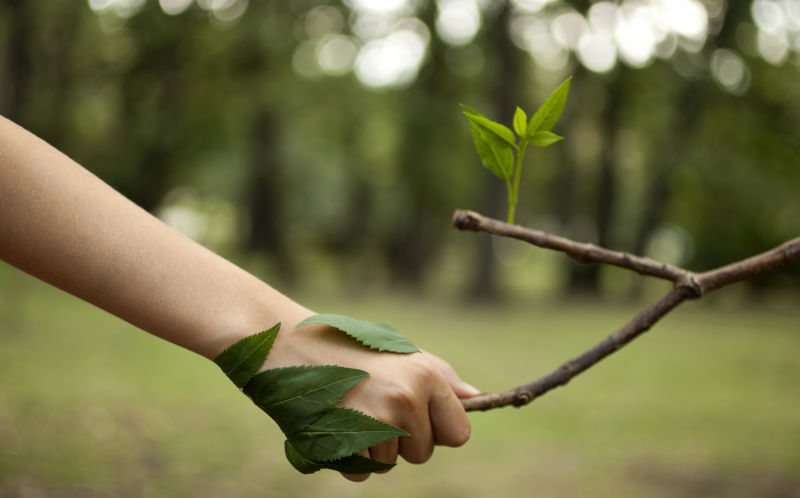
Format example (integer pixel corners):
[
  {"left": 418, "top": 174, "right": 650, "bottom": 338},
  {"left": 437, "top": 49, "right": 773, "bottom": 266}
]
[
  {"left": 285, "top": 440, "right": 322, "bottom": 474},
  {"left": 527, "top": 76, "right": 572, "bottom": 136},
  {"left": 288, "top": 408, "right": 408, "bottom": 462},
  {"left": 466, "top": 122, "right": 515, "bottom": 180},
  {"left": 214, "top": 323, "right": 280, "bottom": 388},
  {"left": 284, "top": 440, "right": 395, "bottom": 474},
  {"left": 529, "top": 130, "right": 564, "bottom": 147},
  {"left": 513, "top": 106, "right": 527, "bottom": 137},
  {"left": 318, "top": 453, "right": 395, "bottom": 474},
  {"left": 296, "top": 314, "right": 418, "bottom": 353},
  {"left": 461, "top": 104, "right": 517, "bottom": 147},
  {"left": 244, "top": 365, "right": 368, "bottom": 421}
]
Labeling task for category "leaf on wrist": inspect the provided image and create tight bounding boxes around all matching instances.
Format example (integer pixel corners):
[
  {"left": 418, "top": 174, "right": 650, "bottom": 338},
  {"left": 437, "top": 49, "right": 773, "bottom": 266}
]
[
  {"left": 244, "top": 365, "right": 369, "bottom": 421},
  {"left": 220, "top": 317, "right": 411, "bottom": 475},
  {"left": 214, "top": 323, "right": 280, "bottom": 388},
  {"left": 287, "top": 407, "right": 408, "bottom": 462},
  {"left": 296, "top": 313, "right": 419, "bottom": 353}
]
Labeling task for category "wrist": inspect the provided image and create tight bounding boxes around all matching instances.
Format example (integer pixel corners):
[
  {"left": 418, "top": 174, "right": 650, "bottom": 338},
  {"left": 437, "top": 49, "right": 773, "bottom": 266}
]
[{"left": 193, "top": 280, "right": 313, "bottom": 361}]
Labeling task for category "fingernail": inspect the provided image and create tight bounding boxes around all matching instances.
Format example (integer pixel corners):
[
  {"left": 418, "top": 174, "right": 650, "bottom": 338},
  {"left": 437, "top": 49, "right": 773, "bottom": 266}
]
[{"left": 463, "top": 382, "right": 481, "bottom": 396}]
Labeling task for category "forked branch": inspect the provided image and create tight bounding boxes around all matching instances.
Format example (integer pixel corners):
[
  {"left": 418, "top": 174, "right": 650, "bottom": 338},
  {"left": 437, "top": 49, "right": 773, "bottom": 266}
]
[{"left": 452, "top": 209, "right": 800, "bottom": 412}]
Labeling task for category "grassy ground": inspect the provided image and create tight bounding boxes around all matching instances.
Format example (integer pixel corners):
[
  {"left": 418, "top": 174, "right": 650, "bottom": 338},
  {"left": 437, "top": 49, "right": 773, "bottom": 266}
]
[{"left": 1, "top": 266, "right": 799, "bottom": 497}]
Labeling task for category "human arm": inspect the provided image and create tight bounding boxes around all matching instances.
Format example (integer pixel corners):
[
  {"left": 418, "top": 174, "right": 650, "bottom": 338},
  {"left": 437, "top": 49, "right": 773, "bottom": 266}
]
[{"left": 0, "top": 115, "right": 477, "bottom": 480}]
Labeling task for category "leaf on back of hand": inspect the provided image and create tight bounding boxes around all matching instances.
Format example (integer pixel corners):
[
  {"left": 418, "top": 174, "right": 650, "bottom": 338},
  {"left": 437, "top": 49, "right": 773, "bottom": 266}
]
[
  {"left": 527, "top": 76, "right": 572, "bottom": 137},
  {"left": 296, "top": 313, "right": 419, "bottom": 353},
  {"left": 287, "top": 408, "right": 408, "bottom": 462},
  {"left": 214, "top": 323, "right": 280, "bottom": 388},
  {"left": 244, "top": 365, "right": 369, "bottom": 421}
]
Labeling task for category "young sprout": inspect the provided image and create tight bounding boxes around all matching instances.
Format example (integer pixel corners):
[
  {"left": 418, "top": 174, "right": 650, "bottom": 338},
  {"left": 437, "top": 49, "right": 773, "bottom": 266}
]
[{"left": 461, "top": 76, "right": 571, "bottom": 224}]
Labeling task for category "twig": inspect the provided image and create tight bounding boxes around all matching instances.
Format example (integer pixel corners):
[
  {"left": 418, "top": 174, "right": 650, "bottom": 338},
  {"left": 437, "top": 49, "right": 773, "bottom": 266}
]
[{"left": 452, "top": 209, "right": 800, "bottom": 412}]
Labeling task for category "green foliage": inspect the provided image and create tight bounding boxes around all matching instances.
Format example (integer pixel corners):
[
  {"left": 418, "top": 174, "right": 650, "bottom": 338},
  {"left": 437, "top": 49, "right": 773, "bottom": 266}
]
[
  {"left": 213, "top": 324, "right": 279, "bottom": 388},
  {"left": 288, "top": 408, "right": 408, "bottom": 461},
  {"left": 244, "top": 365, "right": 368, "bottom": 421},
  {"left": 461, "top": 104, "right": 516, "bottom": 181},
  {"left": 284, "top": 440, "right": 395, "bottom": 475},
  {"left": 214, "top": 315, "right": 417, "bottom": 475},
  {"left": 296, "top": 313, "right": 419, "bottom": 353},
  {"left": 527, "top": 77, "right": 572, "bottom": 137},
  {"left": 462, "top": 76, "right": 571, "bottom": 224}
]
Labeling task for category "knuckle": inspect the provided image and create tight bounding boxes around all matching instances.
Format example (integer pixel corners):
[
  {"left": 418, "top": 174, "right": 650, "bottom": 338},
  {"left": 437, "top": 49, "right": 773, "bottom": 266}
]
[
  {"left": 414, "top": 359, "right": 439, "bottom": 383},
  {"left": 404, "top": 444, "right": 434, "bottom": 464},
  {"left": 386, "top": 383, "right": 418, "bottom": 412}
]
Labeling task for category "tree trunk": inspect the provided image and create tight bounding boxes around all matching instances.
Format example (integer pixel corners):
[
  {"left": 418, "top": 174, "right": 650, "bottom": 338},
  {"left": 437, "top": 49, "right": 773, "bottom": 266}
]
[
  {"left": 468, "top": 4, "right": 519, "bottom": 301},
  {"left": 246, "top": 110, "right": 295, "bottom": 285},
  {"left": 1, "top": 0, "right": 31, "bottom": 123}
]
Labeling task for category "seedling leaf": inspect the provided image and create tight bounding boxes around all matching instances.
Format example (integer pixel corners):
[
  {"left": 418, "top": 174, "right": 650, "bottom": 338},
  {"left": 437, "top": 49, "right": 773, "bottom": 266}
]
[
  {"left": 513, "top": 106, "right": 527, "bottom": 136},
  {"left": 461, "top": 104, "right": 517, "bottom": 146},
  {"left": 527, "top": 76, "right": 572, "bottom": 136},
  {"left": 530, "top": 130, "right": 564, "bottom": 147},
  {"left": 296, "top": 313, "right": 418, "bottom": 353},
  {"left": 466, "top": 122, "right": 515, "bottom": 180}
]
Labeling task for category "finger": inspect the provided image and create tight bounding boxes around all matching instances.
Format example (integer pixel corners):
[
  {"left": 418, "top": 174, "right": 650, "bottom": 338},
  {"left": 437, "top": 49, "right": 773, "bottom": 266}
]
[
  {"left": 428, "top": 381, "right": 472, "bottom": 448},
  {"left": 341, "top": 450, "right": 371, "bottom": 482},
  {"left": 423, "top": 350, "right": 481, "bottom": 399},
  {"left": 397, "top": 400, "right": 434, "bottom": 464},
  {"left": 369, "top": 437, "right": 399, "bottom": 473}
]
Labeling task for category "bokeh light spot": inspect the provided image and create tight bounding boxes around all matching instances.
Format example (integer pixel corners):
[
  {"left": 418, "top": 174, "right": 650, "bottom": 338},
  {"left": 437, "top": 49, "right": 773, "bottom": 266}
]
[
  {"left": 711, "top": 48, "right": 751, "bottom": 95},
  {"left": 578, "top": 33, "right": 617, "bottom": 73}
]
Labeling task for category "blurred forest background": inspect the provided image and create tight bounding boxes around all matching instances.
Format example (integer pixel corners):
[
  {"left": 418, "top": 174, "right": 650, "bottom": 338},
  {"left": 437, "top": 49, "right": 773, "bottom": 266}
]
[
  {"left": 2, "top": 1, "right": 800, "bottom": 497},
  {"left": 2, "top": 0, "right": 799, "bottom": 298}
]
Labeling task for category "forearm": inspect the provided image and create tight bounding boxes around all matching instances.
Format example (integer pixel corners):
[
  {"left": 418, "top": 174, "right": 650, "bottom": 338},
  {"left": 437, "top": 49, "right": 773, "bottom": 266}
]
[{"left": 0, "top": 116, "right": 305, "bottom": 358}]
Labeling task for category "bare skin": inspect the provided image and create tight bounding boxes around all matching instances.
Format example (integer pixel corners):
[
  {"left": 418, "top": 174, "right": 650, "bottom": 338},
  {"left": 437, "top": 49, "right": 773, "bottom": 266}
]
[{"left": 0, "top": 116, "right": 478, "bottom": 481}]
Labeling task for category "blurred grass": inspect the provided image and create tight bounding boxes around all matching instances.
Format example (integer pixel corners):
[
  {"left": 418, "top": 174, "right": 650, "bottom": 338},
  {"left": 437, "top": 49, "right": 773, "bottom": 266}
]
[{"left": 1, "top": 265, "right": 799, "bottom": 497}]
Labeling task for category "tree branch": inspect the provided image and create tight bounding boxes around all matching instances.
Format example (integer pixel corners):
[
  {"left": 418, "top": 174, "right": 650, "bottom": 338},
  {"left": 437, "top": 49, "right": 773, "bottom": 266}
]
[{"left": 453, "top": 209, "right": 800, "bottom": 412}]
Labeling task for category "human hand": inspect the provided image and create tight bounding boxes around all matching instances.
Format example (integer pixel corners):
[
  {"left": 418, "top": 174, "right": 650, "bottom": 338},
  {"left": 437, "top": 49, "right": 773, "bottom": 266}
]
[{"left": 260, "top": 315, "right": 480, "bottom": 481}]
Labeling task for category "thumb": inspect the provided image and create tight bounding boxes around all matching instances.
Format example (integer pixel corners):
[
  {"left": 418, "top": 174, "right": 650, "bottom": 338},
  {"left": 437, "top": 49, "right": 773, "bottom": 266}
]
[{"left": 422, "top": 350, "right": 482, "bottom": 399}]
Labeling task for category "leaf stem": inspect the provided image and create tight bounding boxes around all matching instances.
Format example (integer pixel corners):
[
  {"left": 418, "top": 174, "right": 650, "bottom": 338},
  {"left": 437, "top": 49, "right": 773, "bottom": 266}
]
[{"left": 507, "top": 141, "right": 528, "bottom": 224}]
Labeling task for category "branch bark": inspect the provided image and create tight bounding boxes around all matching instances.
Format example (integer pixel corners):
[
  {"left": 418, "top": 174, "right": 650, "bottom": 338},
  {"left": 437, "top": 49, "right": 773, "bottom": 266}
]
[{"left": 452, "top": 209, "right": 800, "bottom": 412}]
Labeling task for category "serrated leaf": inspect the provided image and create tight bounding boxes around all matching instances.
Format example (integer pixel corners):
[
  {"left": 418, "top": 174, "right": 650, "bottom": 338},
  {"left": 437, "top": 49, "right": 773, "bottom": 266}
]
[
  {"left": 244, "top": 365, "right": 368, "bottom": 421},
  {"left": 527, "top": 76, "right": 572, "bottom": 136},
  {"left": 214, "top": 323, "right": 280, "bottom": 388},
  {"left": 285, "top": 440, "right": 323, "bottom": 474},
  {"left": 287, "top": 408, "right": 408, "bottom": 462},
  {"left": 530, "top": 130, "right": 564, "bottom": 147},
  {"left": 461, "top": 104, "right": 517, "bottom": 147},
  {"left": 296, "top": 314, "right": 418, "bottom": 353},
  {"left": 513, "top": 106, "right": 527, "bottom": 136},
  {"left": 284, "top": 440, "right": 396, "bottom": 475},
  {"left": 318, "top": 453, "right": 395, "bottom": 474}
]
